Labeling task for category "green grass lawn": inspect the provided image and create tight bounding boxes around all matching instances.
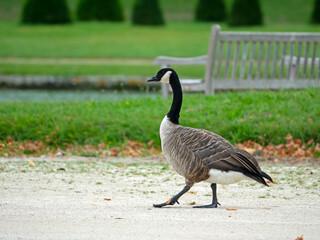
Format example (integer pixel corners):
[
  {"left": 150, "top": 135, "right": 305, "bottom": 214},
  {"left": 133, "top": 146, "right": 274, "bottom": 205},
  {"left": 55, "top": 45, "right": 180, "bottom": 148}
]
[
  {"left": 2, "top": 22, "right": 320, "bottom": 59},
  {"left": 0, "top": 21, "right": 319, "bottom": 76},
  {"left": 1, "top": 89, "right": 319, "bottom": 148}
]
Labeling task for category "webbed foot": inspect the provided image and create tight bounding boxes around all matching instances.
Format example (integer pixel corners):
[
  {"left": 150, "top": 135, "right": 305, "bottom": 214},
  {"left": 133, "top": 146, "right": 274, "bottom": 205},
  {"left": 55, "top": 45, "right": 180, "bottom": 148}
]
[
  {"left": 193, "top": 202, "right": 220, "bottom": 208},
  {"left": 153, "top": 185, "right": 190, "bottom": 208},
  {"left": 153, "top": 198, "right": 180, "bottom": 208}
]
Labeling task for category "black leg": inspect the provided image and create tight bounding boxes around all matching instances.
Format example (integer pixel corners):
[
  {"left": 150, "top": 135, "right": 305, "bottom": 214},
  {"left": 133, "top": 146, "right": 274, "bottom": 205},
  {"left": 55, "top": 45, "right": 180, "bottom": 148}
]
[
  {"left": 193, "top": 183, "right": 220, "bottom": 208},
  {"left": 153, "top": 185, "right": 191, "bottom": 208}
]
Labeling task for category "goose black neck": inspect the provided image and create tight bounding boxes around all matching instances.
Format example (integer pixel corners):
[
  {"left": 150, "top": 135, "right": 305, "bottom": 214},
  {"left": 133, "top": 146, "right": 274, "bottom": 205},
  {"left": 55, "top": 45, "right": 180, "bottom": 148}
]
[{"left": 167, "top": 72, "right": 182, "bottom": 124}]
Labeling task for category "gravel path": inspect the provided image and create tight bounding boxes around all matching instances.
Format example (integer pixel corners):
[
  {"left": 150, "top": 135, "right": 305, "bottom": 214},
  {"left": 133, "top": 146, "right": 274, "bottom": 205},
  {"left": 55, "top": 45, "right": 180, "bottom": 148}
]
[{"left": 0, "top": 156, "right": 319, "bottom": 240}]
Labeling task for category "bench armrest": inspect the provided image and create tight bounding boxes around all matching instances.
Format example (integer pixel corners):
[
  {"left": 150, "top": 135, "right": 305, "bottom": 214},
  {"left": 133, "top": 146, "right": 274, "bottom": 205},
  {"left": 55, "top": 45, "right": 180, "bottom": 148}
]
[
  {"left": 154, "top": 55, "right": 208, "bottom": 66},
  {"left": 283, "top": 55, "right": 320, "bottom": 65}
]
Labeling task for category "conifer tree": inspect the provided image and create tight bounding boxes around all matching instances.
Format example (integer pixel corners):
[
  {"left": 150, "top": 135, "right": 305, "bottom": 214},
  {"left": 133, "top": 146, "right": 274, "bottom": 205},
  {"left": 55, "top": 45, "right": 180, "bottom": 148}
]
[
  {"left": 195, "top": 0, "right": 227, "bottom": 22},
  {"left": 132, "top": 0, "right": 164, "bottom": 25},
  {"left": 229, "top": 0, "right": 263, "bottom": 26},
  {"left": 311, "top": 0, "right": 320, "bottom": 24},
  {"left": 77, "top": 0, "right": 124, "bottom": 22},
  {"left": 21, "top": 0, "right": 71, "bottom": 24}
]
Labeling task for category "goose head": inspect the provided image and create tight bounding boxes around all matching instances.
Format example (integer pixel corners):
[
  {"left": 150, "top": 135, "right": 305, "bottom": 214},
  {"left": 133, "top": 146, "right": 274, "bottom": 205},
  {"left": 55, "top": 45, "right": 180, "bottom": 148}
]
[
  {"left": 148, "top": 68, "right": 182, "bottom": 125},
  {"left": 147, "top": 68, "right": 176, "bottom": 84}
]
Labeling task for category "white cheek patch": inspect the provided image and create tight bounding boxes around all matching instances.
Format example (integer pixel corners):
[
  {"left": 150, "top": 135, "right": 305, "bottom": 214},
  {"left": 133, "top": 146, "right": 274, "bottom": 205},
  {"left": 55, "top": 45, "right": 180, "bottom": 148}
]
[{"left": 160, "top": 71, "right": 172, "bottom": 83}]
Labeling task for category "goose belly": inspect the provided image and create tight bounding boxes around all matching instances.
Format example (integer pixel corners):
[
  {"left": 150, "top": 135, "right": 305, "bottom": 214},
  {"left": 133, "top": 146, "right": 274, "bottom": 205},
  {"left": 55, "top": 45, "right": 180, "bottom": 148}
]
[
  {"left": 162, "top": 150, "right": 186, "bottom": 176},
  {"left": 205, "top": 169, "right": 249, "bottom": 185}
]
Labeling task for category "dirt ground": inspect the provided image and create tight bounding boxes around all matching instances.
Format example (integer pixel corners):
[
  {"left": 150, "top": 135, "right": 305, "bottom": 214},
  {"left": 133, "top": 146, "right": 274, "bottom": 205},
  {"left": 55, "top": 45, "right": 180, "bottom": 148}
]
[{"left": 0, "top": 156, "right": 319, "bottom": 240}]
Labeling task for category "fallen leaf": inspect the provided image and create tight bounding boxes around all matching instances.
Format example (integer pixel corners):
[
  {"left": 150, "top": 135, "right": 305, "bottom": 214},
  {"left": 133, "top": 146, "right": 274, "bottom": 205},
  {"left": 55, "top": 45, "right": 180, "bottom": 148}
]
[
  {"left": 89, "top": 202, "right": 98, "bottom": 205},
  {"left": 187, "top": 191, "right": 197, "bottom": 194},
  {"left": 315, "top": 143, "right": 320, "bottom": 152},
  {"left": 104, "top": 198, "right": 111, "bottom": 201},
  {"left": 307, "top": 139, "right": 314, "bottom": 145},
  {"left": 307, "top": 118, "right": 313, "bottom": 122},
  {"left": 111, "top": 147, "right": 118, "bottom": 156},
  {"left": 294, "top": 139, "right": 302, "bottom": 145},
  {"left": 295, "top": 235, "right": 304, "bottom": 240},
  {"left": 221, "top": 185, "right": 226, "bottom": 189},
  {"left": 225, "top": 207, "right": 237, "bottom": 211},
  {"left": 28, "top": 160, "right": 36, "bottom": 167},
  {"left": 267, "top": 180, "right": 276, "bottom": 183},
  {"left": 285, "top": 134, "right": 293, "bottom": 143},
  {"left": 6, "top": 136, "right": 13, "bottom": 143},
  {"left": 186, "top": 202, "right": 196, "bottom": 205},
  {"left": 148, "top": 140, "right": 154, "bottom": 147},
  {"left": 97, "top": 142, "right": 106, "bottom": 150}
]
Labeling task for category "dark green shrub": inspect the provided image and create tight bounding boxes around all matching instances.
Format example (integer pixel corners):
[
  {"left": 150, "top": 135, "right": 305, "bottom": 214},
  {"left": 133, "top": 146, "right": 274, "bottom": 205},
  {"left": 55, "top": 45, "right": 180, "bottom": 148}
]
[
  {"left": 195, "top": 0, "right": 227, "bottom": 22},
  {"left": 21, "top": 0, "right": 71, "bottom": 24},
  {"left": 76, "top": 0, "right": 124, "bottom": 21},
  {"left": 229, "top": 0, "right": 263, "bottom": 26},
  {"left": 311, "top": 0, "right": 320, "bottom": 24},
  {"left": 132, "top": 0, "right": 164, "bottom": 25}
]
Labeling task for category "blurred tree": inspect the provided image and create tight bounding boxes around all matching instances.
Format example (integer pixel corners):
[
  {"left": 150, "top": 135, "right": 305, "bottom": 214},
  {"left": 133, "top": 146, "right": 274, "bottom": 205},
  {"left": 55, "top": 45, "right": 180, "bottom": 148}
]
[
  {"left": 76, "top": 0, "right": 124, "bottom": 21},
  {"left": 132, "top": 0, "right": 164, "bottom": 25},
  {"left": 195, "top": 0, "right": 227, "bottom": 22},
  {"left": 311, "top": 0, "right": 320, "bottom": 24},
  {"left": 229, "top": 0, "right": 263, "bottom": 26},
  {"left": 21, "top": 0, "right": 71, "bottom": 24}
]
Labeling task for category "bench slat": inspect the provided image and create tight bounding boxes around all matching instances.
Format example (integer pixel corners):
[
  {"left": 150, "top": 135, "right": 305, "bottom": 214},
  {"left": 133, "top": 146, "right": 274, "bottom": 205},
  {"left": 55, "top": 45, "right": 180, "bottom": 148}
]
[
  {"left": 240, "top": 42, "right": 248, "bottom": 79},
  {"left": 204, "top": 25, "right": 221, "bottom": 94},
  {"left": 232, "top": 42, "right": 240, "bottom": 80},
  {"left": 271, "top": 42, "right": 279, "bottom": 79},
  {"left": 303, "top": 42, "right": 310, "bottom": 79},
  {"left": 154, "top": 55, "right": 208, "bottom": 65},
  {"left": 264, "top": 42, "right": 272, "bottom": 79},
  {"left": 295, "top": 42, "right": 302, "bottom": 79},
  {"left": 287, "top": 42, "right": 295, "bottom": 80},
  {"left": 212, "top": 79, "right": 320, "bottom": 89},
  {"left": 224, "top": 41, "right": 232, "bottom": 79},
  {"left": 216, "top": 41, "right": 224, "bottom": 79},
  {"left": 248, "top": 42, "right": 256, "bottom": 80},
  {"left": 279, "top": 42, "right": 287, "bottom": 79},
  {"left": 256, "top": 42, "right": 264, "bottom": 80},
  {"left": 220, "top": 32, "right": 320, "bottom": 42},
  {"left": 310, "top": 42, "right": 318, "bottom": 79}
]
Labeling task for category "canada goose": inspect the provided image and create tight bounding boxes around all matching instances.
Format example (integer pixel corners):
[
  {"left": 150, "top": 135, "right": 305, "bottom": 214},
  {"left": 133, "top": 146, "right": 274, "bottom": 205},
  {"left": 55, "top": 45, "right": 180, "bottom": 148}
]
[{"left": 147, "top": 68, "right": 273, "bottom": 208}]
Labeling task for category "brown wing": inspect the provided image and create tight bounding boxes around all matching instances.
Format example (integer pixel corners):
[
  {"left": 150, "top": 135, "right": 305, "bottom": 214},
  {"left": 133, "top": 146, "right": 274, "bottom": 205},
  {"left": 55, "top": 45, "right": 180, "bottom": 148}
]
[{"left": 176, "top": 126, "right": 267, "bottom": 185}]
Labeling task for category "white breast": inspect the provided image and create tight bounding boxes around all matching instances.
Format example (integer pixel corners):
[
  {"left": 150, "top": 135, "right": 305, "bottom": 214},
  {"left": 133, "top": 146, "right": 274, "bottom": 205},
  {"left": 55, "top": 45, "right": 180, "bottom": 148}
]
[
  {"left": 159, "top": 116, "right": 179, "bottom": 166},
  {"left": 205, "top": 169, "right": 250, "bottom": 185},
  {"left": 160, "top": 116, "right": 176, "bottom": 144}
]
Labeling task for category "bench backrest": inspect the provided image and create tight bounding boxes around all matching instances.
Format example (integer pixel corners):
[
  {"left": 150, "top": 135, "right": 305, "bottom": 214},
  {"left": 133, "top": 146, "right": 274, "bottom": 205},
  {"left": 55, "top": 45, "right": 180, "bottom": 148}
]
[{"left": 205, "top": 25, "right": 320, "bottom": 93}]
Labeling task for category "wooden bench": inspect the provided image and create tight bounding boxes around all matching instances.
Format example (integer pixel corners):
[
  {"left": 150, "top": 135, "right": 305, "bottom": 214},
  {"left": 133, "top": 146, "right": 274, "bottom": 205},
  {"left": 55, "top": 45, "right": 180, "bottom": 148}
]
[{"left": 154, "top": 25, "right": 320, "bottom": 97}]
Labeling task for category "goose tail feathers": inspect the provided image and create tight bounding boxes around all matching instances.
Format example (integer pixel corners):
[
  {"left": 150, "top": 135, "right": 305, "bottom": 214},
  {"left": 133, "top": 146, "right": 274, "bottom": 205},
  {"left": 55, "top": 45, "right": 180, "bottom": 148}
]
[
  {"left": 243, "top": 171, "right": 273, "bottom": 187},
  {"left": 261, "top": 171, "right": 273, "bottom": 183},
  {"left": 244, "top": 172, "right": 269, "bottom": 186}
]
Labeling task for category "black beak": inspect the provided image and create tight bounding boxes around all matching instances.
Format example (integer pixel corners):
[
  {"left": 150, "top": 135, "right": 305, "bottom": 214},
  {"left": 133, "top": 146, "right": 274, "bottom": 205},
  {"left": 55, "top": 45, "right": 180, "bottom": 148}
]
[{"left": 147, "top": 76, "right": 158, "bottom": 82}]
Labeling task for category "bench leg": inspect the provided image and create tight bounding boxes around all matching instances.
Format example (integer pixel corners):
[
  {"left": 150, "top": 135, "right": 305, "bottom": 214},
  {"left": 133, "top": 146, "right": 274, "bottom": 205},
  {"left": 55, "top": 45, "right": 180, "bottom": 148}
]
[{"left": 161, "top": 83, "right": 170, "bottom": 98}]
